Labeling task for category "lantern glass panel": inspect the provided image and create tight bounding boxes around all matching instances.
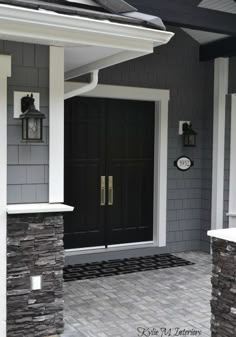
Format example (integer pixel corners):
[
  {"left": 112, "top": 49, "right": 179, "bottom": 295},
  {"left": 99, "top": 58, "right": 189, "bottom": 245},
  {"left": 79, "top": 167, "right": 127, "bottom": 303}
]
[
  {"left": 189, "top": 135, "right": 196, "bottom": 146},
  {"left": 28, "top": 118, "right": 41, "bottom": 140}
]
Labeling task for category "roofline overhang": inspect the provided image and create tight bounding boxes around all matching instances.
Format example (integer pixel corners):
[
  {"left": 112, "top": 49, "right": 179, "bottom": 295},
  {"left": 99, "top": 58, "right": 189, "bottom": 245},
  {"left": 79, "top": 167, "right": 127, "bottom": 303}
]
[{"left": 0, "top": 4, "right": 174, "bottom": 51}]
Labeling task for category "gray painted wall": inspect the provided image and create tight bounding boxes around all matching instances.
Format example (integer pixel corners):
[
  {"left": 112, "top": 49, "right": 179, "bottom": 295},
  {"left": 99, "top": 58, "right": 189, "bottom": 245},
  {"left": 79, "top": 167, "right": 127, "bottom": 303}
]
[
  {"left": 0, "top": 41, "right": 49, "bottom": 204},
  {"left": 96, "top": 27, "right": 214, "bottom": 254}
]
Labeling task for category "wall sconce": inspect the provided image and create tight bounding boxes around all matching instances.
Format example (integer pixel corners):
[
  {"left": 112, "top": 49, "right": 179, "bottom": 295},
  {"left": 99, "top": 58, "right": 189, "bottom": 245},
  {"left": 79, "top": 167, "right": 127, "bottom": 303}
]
[
  {"left": 20, "top": 94, "right": 45, "bottom": 142},
  {"left": 182, "top": 122, "right": 197, "bottom": 147}
]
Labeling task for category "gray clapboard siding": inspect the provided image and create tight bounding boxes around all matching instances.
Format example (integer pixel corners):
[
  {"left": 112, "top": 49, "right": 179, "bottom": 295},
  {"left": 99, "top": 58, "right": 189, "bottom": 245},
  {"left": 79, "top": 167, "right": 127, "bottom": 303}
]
[{"left": 0, "top": 41, "right": 49, "bottom": 204}]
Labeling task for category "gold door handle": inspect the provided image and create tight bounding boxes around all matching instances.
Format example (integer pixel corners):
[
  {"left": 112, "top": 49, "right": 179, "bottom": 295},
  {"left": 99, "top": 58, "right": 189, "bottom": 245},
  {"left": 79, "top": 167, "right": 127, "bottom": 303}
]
[
  {"left": 108, "top": 176, "right": 113, "bottom": 206},
  {"left": 101, "top": 176, "right": 106, "bottom": 206}
]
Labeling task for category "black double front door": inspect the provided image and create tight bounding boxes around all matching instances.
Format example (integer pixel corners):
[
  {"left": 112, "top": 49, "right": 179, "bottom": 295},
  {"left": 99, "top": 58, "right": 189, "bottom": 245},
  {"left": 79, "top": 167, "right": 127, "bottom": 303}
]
[{"left": 64, "top": 97, "right": 155, "bottom": 250}]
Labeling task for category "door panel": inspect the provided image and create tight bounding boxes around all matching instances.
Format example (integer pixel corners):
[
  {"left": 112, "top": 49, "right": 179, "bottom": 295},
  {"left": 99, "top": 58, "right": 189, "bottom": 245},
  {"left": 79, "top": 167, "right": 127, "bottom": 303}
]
[
  {"left": 64, "top": 97, "right": 106, "bottom": 249},
  {"left": 106, "top": 99, "right": 155, "bottom": 245}
]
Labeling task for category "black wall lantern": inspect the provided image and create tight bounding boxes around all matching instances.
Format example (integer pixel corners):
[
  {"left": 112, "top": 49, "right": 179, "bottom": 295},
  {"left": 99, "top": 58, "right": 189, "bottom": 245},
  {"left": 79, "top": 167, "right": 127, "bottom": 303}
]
[
  {"left": 20, "top": 94, "right": 45, "bottom": 142},
  {"left": 182, "top": 122, "right": 197, "bottom": 147}
]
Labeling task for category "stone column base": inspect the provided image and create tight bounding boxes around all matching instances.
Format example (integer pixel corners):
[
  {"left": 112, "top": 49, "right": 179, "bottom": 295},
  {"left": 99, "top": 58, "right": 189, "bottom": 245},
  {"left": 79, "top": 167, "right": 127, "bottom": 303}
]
[
  {"left": 211, "top": 238, "right": 236, "bottom": 337},
  {"left": 7, "top": 213, "right": 64, "bottom": 337}
]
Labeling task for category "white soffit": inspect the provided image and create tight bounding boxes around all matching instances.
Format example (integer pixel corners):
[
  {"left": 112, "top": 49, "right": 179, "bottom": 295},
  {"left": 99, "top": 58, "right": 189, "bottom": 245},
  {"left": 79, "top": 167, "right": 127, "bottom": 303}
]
[
  {"left": 65, "top": 46, "right": 123, "bottom": 73},
  {"left": 182, "top": 28, "right": 229, "bottom": 44},
  {"left": 182, "top": 0, "right": 236, "bottom": 44},
  {"left": 199, "top": 0, "right": 236, "bottom": 14}
]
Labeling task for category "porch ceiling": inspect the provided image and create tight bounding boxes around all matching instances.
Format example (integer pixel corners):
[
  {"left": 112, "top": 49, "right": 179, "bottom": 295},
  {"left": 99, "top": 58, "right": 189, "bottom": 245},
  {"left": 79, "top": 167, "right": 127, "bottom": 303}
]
[
  {"left": 65, "top": 46, "right": 123, "bottom": 72},
  {"left": 64, "top": 45, "right": 134, "bottom": 79}
]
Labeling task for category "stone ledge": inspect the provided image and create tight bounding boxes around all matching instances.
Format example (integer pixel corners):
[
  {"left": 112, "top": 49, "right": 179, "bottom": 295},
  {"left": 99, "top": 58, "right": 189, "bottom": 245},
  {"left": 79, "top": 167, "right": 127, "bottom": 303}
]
[
  {"left": 208, "top": 228, "right": 236, "bottom": 243},
  {"left": 7, "top": 203, "right": 74, "bottom": 214}
]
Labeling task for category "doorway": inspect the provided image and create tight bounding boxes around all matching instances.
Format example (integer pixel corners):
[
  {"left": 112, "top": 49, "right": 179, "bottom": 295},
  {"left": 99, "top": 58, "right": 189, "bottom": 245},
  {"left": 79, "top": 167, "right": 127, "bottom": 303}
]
[{"left": 64, "top": 97, "right": 155, "bottom": 249}]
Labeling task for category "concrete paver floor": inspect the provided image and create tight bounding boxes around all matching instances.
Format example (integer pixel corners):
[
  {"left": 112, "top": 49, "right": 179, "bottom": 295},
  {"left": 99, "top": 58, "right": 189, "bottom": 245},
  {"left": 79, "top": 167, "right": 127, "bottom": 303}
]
[{"left": 63, "top": 251, "right": 212, "bottom": 337}]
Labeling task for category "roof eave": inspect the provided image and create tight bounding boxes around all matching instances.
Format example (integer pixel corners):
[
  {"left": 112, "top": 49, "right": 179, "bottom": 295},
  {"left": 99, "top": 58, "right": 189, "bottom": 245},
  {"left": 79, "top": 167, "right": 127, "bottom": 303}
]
[{"left": 0, "top": 5, "right": 174, "bottom": 49}]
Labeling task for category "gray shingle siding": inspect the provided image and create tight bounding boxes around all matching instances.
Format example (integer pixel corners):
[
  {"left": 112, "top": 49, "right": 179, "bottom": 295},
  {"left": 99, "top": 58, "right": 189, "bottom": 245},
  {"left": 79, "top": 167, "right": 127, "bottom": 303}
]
[
  {"left": 200, "top": 61, "right": 213, "bottom": 252},
  {"left": 0, "top": 41, "right": 49, "bottom": 204}
]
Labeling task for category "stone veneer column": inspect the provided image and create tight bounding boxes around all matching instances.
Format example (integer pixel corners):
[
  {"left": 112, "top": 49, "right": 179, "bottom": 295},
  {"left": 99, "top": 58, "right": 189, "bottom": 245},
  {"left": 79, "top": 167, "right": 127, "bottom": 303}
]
[
  {"left": 208, "top": 229, "right": 236, "bottom": 337},
  {"left": 7, "top": 213, "right": 64, "bottom": 337}
]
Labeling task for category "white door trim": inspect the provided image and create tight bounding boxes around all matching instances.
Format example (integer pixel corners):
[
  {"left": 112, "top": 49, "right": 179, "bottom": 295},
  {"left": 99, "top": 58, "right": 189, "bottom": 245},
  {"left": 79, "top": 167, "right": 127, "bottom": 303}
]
[
  {"left": 65, "top": 83, "right": 170, "bottom": 255},
  {"left": 211, "top": 58, "right": 229, "bottom": 230},
  {"left": 65, "top": 83, "right": 169, "bottom": 102},
  {"left": 227, "top": 94, "right": 236, "bottom": 227},
  {"left": 0, "top": 55, "right": 11, "bottom": 337}
]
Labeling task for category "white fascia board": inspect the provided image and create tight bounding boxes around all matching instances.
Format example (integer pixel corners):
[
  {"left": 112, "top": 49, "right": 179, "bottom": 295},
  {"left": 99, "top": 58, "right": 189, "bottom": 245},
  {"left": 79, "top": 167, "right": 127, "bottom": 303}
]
[
  {"left": 7, "top": 203, "right": 74, "bottom": 215},
  {"left": 65, "top": 50, "right": 149, "bottom": 79},
  {"left": 0, "top": 5, "right": 174, "bottom": 50},
  {"left": 65, "top": 82, "right": 170, "bottom": 101}
]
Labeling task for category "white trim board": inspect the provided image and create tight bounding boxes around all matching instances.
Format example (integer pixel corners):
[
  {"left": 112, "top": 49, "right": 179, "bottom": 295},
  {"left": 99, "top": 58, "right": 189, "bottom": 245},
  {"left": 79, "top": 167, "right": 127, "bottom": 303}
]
[
  {"left": 211, "top": 58, "right": 229, "bottom": 230},
  {"left": 49, "top": 46, "right": 65, "bottom": 203},
  {"left": 7, "top": 203, "right": 74, "bottom": 215},
  {"left": 65, "top": 242, "right": 156, "bottom": 256},
  {"left": 228, "top": 94, "right": 236, "bottom": 228},
  {"left": 0, "top": 54, "right": 11, "bottom": 337},
  {"left": 64, "top": 83, "right": 170, "bottom": 249},
  {"left": 65, "top": 83, "right": 170, "bottom": 101}
]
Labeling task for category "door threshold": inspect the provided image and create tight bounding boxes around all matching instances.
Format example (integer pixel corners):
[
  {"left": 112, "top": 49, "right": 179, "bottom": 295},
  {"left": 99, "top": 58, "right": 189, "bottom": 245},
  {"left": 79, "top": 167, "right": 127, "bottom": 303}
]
[{"left": 65, "top": 241, "right": 156, "bottom": 256}]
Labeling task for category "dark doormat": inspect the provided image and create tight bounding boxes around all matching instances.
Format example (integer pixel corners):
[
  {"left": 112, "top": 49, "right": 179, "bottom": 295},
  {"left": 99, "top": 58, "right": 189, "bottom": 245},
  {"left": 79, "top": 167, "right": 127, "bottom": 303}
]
[{"left": 63, "top": 254, "right": 194, "bottom": 282}]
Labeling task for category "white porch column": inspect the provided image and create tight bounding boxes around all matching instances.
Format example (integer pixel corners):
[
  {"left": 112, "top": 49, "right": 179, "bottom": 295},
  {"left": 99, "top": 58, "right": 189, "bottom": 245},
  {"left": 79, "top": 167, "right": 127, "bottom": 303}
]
[
  {"left": 154, "top": 99, "right": 169, "bottom": 247},
  {"left": 211, "top": 58, "right": 229, "bottom": 230},
  {"left": 228, "top": 94, "right": 236, "bottom": 228},
  {"left": 0, "top": 55, "right": 11, "bottom": 337},
  {"left": 49, "top": 46, "right": 64, "bottom": 203}
]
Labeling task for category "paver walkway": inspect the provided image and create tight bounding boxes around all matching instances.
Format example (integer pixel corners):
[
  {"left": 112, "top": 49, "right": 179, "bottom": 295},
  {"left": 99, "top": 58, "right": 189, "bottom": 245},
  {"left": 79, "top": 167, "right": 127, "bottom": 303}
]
[{"left": 63, "top": 251, "right": 212, "bottom": 337}]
